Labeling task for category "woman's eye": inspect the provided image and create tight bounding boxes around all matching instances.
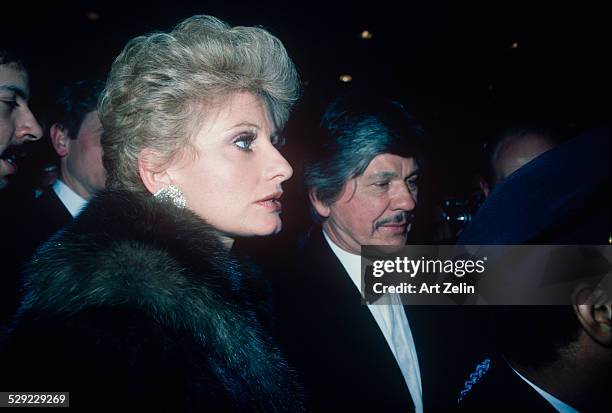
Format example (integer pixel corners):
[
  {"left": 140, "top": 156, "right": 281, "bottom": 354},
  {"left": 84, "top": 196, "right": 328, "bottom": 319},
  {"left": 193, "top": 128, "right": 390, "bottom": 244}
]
[
  {"left": 374, "top": 182, "right": 389, "bottom": 188},
  {"left": 234, "top": 133, "right": 256, "bottom": 151}
]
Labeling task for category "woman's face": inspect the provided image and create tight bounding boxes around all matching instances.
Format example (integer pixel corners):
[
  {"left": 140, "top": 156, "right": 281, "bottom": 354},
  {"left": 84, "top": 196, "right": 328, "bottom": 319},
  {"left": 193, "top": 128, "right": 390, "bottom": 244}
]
[{"left": 166, "top": 91, "right": 293, "bottom": 240}]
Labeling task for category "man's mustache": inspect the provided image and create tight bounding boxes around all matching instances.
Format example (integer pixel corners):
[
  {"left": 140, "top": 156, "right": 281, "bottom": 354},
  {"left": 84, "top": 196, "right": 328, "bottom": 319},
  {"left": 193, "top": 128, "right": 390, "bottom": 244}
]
[
  {"left": 374, "top": 212, "right": 415, "bottom": 230},
  {"left": 0, "top": 141, "right": 35, "bottom": 163}
]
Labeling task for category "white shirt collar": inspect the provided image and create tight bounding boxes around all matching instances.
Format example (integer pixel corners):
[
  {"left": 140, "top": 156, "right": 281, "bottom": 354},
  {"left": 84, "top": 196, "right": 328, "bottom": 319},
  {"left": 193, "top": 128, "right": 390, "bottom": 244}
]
[
  {"left": 52, "top": 179, "right": 88, "bottom": 218},
  {"left": 322, "top": 229, "right": 363, "bottom": 291},
  {"left": 511, "top": 365, "right": 580, "bottom": 413}
]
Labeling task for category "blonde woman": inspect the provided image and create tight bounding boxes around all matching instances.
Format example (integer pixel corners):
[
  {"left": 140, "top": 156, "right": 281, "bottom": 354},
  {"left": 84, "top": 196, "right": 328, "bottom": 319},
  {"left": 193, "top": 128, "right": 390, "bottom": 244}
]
[{"left": 1, "top": 15, "right": 302, "bottom": 411}]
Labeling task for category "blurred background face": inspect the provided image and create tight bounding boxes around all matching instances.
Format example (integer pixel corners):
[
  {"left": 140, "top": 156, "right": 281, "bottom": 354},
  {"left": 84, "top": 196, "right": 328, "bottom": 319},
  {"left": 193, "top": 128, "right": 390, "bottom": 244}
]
[
  {"left": 0, "top": 65, "right": 42, "bottom": 188},
  {"left": 166, "top": 91, "right": 293, "bottom": 240},
  {"left": 320, "top": 154, "right": 419, "bottom": 254},
  {"left": 62, "top": 110, "right": 105, "bottom": 199}
]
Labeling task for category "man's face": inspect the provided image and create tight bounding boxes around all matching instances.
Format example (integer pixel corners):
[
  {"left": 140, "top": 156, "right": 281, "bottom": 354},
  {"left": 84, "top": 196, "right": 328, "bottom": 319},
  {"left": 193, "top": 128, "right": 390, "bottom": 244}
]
[
  {"left": 316, "top": 153, "right": 419, "bottom": 254},
  {"left": 1, "top": 64, "right": 42, "bottom": 188},
  {"left": 62, "top": 110, "right": 105, "bottom": 199}
]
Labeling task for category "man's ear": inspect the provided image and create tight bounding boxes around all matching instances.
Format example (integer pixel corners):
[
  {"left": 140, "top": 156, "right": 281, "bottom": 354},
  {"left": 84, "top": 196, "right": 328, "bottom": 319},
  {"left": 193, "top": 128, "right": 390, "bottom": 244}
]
[
  {"left": 573, "top": 286, "right": 612, "bottom": 347},
  {"left": 138, "top": 148, "right": 173, "bottom": 195},
  {"left": 309, "top": 188, "right": 330, "bottom": 218},
  {"left": 50, "top": 123, "right": 70, "bottom": 157}
]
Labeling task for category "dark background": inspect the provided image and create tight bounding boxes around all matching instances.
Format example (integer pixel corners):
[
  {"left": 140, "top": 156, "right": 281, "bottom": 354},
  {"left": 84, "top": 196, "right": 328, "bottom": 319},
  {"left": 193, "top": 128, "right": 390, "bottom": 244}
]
[{"left": 4, "top": 0, "right": 610, "bottom": 241}]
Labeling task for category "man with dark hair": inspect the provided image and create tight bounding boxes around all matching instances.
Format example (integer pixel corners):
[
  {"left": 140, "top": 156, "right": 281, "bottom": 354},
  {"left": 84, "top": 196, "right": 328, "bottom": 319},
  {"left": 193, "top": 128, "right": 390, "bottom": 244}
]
[
  {"left": 0, "top": 49, "right": 43, "bottom": 190},
  {"left": 28, "top": 80, "right": 106, "bottom": 240},
  {"left": 1, "top": 49, "right": 43, "bottom": 324},
  {"left": 273, "top": 93, "right": 467, "bottom": 412},
  {"left": 48, "top": 80, "right": 106, "bottom": 208},
  {"left": 304, "top": 93, "right": 422, "bottom": 249}
]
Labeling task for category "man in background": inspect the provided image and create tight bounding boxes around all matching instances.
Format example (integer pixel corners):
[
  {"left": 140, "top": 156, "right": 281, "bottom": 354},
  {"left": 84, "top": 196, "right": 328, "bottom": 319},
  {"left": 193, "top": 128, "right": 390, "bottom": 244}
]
[
  {"left": 480, "top": 127, "right": 558, "bottom": 197},
  {"left": 1, "top": 80, "right": 105, "bottom": 325},
  {"left": 26, "top": 79, "right": 106, "bottom": 243},
  {"left": 1, "top": 48, "right": 43, "bottom": 324},
  {"left": 0, "top": 49, "right": 42, "bottom": 190}
]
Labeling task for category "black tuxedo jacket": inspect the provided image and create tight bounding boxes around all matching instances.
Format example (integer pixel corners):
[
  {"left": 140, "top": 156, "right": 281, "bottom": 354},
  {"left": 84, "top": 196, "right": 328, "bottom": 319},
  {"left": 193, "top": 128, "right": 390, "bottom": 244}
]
[{"left": 271, "top": 229, "right": 478, "bottom": 412}]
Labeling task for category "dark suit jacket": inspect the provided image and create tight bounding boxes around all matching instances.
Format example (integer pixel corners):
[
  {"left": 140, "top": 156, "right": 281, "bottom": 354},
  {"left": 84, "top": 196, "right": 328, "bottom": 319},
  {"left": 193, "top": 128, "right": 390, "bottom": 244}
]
[
  {"left": 26, "top": 188, "right": 73, "bottom": 248},
  {"left": 458, "top": 357, "right": 559, "bottom": 412},
  {"left": 271, "top": 229, "right": 478, "bottom": 412},
  {"left": 1, "top": 188, "right": 72, "bottom": 324}
]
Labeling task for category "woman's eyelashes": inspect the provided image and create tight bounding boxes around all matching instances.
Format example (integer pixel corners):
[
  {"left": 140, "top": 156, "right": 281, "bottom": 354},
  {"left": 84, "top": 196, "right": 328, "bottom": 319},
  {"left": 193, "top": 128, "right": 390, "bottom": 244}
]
[{"left": 233, "top": 132, "right": 256, "bottom": 151}]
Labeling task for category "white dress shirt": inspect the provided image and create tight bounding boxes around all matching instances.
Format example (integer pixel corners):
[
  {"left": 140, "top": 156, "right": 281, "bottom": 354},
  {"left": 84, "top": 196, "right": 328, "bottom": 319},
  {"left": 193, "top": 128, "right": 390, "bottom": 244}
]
[
  {"left": 323, "top": 230, "right": 424, "bottom": 413},
  {"left": 52, "top": 179, "right": 87, "bottom": 218},
  {"left": 512, "top": 366, "right": 580, "bottom": 413}
]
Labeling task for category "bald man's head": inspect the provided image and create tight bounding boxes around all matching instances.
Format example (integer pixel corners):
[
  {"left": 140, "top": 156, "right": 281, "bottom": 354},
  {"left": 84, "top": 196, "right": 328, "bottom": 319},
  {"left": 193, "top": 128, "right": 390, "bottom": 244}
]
[{"left": 481, "top": 128, "right": 558, "bottom": 197}]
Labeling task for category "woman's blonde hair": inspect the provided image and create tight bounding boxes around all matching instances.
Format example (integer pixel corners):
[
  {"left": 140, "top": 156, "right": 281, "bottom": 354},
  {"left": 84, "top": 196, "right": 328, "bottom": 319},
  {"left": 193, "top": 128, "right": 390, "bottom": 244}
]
[{"left": 99, "top": 15, "right": 300, "bottom": 192}]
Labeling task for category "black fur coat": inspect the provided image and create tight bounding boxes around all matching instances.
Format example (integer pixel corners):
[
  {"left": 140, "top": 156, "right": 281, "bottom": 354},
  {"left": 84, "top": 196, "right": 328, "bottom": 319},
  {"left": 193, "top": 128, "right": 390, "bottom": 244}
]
[{"left": 0, "top": 190, "right": 303, "bottom": 412}]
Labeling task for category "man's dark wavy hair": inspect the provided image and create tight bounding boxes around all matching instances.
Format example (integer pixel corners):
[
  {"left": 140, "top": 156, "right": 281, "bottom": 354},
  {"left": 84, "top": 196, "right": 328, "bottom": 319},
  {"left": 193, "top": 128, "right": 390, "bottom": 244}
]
[{"left": 54, "top": 80, "right": 105, "bottom": 139}]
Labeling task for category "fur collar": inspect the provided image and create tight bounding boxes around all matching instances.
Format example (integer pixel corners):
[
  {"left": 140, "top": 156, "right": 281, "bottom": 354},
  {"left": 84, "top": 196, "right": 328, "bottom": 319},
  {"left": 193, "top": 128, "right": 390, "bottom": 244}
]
[{"left": 19, "top": 189, "right": 300, "bottom": 411}]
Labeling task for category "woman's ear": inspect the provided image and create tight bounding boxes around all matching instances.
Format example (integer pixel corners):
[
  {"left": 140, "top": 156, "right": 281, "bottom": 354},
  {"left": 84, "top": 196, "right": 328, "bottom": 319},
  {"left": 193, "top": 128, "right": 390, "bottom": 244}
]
[
  {"left": 309, "top": 188, "right": 330, "bottom": 218},
  {"left": 138, "top": 148, "right": 172, "bottom": 195},
  {"left": 573, "top": 286, "right": 612, "bottom": 347}
]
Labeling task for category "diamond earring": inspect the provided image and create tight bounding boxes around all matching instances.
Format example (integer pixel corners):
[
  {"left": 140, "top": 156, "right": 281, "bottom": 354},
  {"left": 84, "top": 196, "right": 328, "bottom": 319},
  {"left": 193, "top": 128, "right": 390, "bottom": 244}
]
[{"left": 154, "top": 185, "right": 186, "bottom": 209}]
